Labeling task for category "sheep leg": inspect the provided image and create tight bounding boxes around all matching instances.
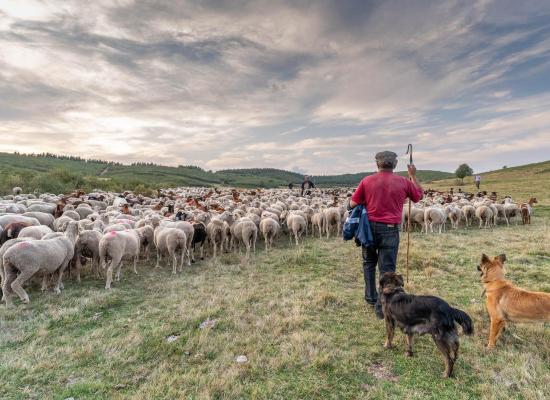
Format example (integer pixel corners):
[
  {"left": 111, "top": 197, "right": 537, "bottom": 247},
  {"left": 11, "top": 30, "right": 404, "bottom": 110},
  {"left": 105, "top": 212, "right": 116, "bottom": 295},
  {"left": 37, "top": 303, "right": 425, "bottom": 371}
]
[
  {"left": 54, "top": 263, "right": 68, "bottom": 294},
  {"left": 105, "top": 260, "right": 114, "bottom": 290},
  {"left": 41, "top": 274, "right": 49, "bottom": 291},
  {"left": 10, "top": 267, "right": 37, "bottom": 304},
  {"left": 2, "top": 262, "right": 18, "bottom": 306},
  {"left": 179, "top": 248, "right": 184, "bottom": 272},
  {"left": 116, "top": 262, "right": 123, "bottom": 282},
  {"left": 75, "top": 256, "right": 82, "bottom": 283},
  {"left": 133, "top": 256, "right": 138, "bottom": 274},
  {"left": 155, "top": 250, "right": 161, "bottom": 268}
]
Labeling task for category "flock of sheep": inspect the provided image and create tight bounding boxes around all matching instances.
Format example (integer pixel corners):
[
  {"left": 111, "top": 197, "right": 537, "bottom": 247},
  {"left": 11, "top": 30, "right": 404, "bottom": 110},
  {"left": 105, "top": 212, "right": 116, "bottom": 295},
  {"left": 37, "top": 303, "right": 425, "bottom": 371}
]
[
  {"left": 404, "top": 192, "right": 537, "bottom": 233},
  {"left": 0, "top": 187, "right": 346, "bottom": 306},
  {"left": 0, "top": 185, "right": 536, "bottom": 307}
]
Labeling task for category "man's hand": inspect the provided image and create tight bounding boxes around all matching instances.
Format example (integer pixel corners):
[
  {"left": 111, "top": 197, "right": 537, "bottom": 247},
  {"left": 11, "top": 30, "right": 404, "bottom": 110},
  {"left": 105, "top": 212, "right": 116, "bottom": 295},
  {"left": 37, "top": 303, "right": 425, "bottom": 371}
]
[{"left": 407, "top": 164, "right": 417, "bottom": 178}]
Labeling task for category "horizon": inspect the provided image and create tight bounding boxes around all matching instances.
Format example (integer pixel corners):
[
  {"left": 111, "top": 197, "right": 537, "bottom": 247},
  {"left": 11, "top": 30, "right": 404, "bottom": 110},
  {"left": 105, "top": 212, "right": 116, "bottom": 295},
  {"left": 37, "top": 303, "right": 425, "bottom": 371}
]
[
  {"left": 4, "top": 150, "right": 547, "bottom": 177},
  {"left": 2, "top": 1, "right": 550, "bottom": 174}
]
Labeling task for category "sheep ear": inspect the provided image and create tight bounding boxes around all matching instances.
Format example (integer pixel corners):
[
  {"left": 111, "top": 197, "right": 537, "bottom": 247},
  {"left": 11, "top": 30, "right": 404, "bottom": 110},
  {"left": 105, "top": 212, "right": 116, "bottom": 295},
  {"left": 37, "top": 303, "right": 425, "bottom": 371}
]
[
  {"left": 481, "top": 253, "right": 490, "bottom": 263},
  {"left": 497, "top": 254, "right": 506, "bottom": 263}
]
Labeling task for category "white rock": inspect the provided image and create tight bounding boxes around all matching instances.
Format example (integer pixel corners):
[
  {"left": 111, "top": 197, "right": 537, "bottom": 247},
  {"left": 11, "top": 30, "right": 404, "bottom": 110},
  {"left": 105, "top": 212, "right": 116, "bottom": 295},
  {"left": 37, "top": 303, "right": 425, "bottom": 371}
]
[{"left": 236, "top": 355, "right": 248, "bottom": 363}]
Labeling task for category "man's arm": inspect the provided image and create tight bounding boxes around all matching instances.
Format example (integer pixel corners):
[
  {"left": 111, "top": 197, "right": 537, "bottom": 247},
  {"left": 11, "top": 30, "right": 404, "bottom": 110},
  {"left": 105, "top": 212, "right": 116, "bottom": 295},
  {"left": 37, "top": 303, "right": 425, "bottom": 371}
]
[
  {"left": 349, "top": 180, "right": 365, "bottom": 209},
  {"left": 406, "top": 164, "right": 423, "bottom": 202}
]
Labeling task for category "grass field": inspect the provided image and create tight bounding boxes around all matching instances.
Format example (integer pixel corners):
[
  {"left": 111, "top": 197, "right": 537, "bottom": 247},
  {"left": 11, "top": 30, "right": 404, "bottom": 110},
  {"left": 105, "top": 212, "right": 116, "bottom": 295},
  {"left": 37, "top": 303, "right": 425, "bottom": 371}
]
[{"left": 1, "top": 167, "right": 549, "bottom": 399}]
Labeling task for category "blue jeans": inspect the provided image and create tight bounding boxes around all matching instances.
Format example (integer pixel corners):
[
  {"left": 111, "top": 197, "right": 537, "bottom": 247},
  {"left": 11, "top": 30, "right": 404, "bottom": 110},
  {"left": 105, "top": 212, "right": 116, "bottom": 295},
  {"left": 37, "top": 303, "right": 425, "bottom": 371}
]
[{"left": 362, "top": 222, "right": 400, "bottom": 305}]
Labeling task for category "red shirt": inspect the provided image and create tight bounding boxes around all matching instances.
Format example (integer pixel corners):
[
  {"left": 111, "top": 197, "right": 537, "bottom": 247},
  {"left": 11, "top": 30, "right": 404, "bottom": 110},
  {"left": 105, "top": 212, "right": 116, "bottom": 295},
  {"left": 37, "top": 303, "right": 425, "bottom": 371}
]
[{"left": 351, "top": 171, "right": 423, "bottom": 224}]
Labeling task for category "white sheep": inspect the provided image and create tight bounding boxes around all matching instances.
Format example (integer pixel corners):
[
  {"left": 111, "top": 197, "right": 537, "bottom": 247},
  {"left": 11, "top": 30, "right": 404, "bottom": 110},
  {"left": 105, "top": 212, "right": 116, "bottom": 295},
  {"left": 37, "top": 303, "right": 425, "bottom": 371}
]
[
  {"left": 259, "top": 217, "right": 280, "bottom": 252},
  {"left": 324, "top": 207, "right": 341, "bottom": 238},
  {"left": 17, "top": 225, "right": 54, "bottom": 240},
  {"left": 154, "top": 227, "right": 188, "bottom": 274},
  {"left": 286, "top": 214, "right": 307, "bottom": 246},
  {"left": 206, "top": 219, "right": 225, "bottom": 258},
  {"left": 2, "top": 221, "right": 79, "bottom": 306},
  {"left": 475, "top": 206, "right": 494, "bottom": 229},
  {"left": 99, "top": 229, "right": 141, "bottom": 290},
  {"left": 72, "top": 230, "right": 103, "bottom": 281},
  {"left": 424, "top": 207, "right": 446, "bottom": 234},
  {"left": 311, "top": 212, "right": 326, "bottom": 238}
]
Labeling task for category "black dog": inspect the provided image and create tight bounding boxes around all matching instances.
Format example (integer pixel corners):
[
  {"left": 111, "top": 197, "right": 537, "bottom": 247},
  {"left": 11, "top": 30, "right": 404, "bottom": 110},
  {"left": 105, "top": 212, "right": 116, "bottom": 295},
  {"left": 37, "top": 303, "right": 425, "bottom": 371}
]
[{"left": 379, "top": 272, "right": 474, "bottom": 377}]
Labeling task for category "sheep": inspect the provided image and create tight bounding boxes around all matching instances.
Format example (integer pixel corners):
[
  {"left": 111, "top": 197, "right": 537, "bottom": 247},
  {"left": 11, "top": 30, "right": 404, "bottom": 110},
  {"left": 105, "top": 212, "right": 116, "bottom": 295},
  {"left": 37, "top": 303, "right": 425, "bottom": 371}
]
[
  {"left": 286, "top": 214, "right": 307, "bottom": 246},
  {"left": 0, "top": 215, "right": 40, "bottom": 230},
  {"left": 206, "top": 219, "right": 225, "bottom": 258},
  {"left": 154, "top": 227, "right": 188, "bottom": 274},
  {"left": 237, "top": 220, "right": 258, "bottom": 259},
  {"left": 424, "top": 207, "right": 446, "bottom": 234},
  {"left": 72, "top": 230, "right": 103, "bottom": 281},
  {"left": 0, "top": 238, "right": 36, "bottom": 302},
  {"left": 75, "top": 204, "right": 95, "bottom": 220},
  {"left": 311, "top": 212, "right": 326, "bottom": 238},
  {"left": 0, "top": 222, "right": 33, "bottom": 245},
  {"left": 324, "top": 207, "right": 341, "bottom": 238},
  {"left": 191, "top": 222, "right": 207, "bottom": 262},
  {"left": 99, "top": 229, "right": 141, "bottom": 290},
  {"left": 259, "top": 217, "right": 279, "bottom": 252},
  {"left": 26, "top": 202, "right": 56, "bottom": 215},
  {"left": 445, "top": 205, "right": 462, "bottom": 229},
  {"left": 159, "top": 221, "right": 194, "bottom": 266},
  {"left": 135, "top": 225, "right": 154, "bottom": 261},
  {"left": 62, "top": 210, "right": 81, "bottom": 221},
  {"left": 12, "top": 187, "right": 22, "bottom": 195},
  {"left": 53, "top": 216, "right": 75, "bottom": 232},
  {"left": 461, "top": 205, "right": 476, "bottom": 227},
  {"left": 2, "top": 221, "right": 78, "bottom": 306},
  {"left": 17, "top": 225, "right": 54, "bottom": 240},
  {"left": 492, "top": 203, "right": 508, "bottom": 225},
  {"left": 22, "top": 212, "right": 55, "bottom": 229},
  {"left": 503, "top": 203, "right": 519, "bottom": 226},
  {"left": 475, "top": 206, "right": 494, "bottom": 229},
  {"left": 103, "top": 223, "right": 131, "bottom": 233}
]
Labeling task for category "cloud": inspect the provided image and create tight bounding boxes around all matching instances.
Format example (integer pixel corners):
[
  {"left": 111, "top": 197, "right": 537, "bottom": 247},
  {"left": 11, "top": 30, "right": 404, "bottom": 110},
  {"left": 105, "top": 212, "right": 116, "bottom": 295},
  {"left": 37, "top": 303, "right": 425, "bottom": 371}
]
[{"left": 1, "top": 0, "right": 550, "bottom": 174}]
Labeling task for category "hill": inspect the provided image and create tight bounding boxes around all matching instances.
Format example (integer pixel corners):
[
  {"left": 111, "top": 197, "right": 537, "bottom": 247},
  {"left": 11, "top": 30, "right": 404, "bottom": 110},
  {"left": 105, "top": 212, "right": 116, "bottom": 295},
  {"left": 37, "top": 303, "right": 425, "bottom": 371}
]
[
  {"left": 0, "top": 152, "right": 452, "bottom": 194},
  {"left": 427, "top": 160, "right": 550, "bottom": 206}
]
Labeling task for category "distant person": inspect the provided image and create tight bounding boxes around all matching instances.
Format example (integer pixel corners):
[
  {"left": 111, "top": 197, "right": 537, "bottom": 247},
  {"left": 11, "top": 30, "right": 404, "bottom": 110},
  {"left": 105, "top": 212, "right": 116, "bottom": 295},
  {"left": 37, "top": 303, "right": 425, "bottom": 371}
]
[
  {"left": 348, "top": 151, "right": 423, "bottom": 319},
  {"left": 301, "top": 175, "right": 315, "bottom": 196},
  {"left": 475, "top": 175, "right": 481, "bottom": 189}
]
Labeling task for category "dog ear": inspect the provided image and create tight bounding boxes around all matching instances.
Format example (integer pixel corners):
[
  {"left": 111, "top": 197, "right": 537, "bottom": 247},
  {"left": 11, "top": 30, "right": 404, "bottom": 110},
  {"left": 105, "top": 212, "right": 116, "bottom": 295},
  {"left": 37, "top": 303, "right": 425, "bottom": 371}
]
[
  {"left": 396, "top": 274, "right": 404, "bottom": 286},
  {"left": 497, "top": 254, "right": 506, "bottom": 263},
  {"left": 481, "top": 253, "right": 490, "bottom": 263}
]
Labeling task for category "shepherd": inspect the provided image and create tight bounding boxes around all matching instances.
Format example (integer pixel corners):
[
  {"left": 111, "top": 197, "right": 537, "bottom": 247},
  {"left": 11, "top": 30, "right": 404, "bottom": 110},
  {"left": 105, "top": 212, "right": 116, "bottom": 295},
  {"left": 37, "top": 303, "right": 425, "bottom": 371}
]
[{"left": 348, "top": 151, "right": 423, "bottom": 319}]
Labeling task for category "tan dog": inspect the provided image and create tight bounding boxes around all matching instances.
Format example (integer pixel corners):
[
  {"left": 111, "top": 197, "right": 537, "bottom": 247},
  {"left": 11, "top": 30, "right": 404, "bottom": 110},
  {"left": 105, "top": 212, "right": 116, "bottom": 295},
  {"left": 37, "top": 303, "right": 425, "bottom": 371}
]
[{"left": 478, "top": 253, "right": 550, "bottom": 349}]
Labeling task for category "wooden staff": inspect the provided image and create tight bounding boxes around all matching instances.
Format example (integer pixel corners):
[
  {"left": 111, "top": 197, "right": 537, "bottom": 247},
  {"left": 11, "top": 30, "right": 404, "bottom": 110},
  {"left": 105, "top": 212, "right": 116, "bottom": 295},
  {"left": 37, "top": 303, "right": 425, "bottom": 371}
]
[{"left": 405, "top": 144, "right": 413, "bottom": 283}]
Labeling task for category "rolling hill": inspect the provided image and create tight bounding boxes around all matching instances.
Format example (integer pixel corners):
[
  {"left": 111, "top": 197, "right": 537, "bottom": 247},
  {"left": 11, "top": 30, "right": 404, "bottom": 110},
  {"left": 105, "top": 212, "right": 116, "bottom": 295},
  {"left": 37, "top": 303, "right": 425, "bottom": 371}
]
[{"left": 0, "top": 151, "right": 505, "bottom": 195}]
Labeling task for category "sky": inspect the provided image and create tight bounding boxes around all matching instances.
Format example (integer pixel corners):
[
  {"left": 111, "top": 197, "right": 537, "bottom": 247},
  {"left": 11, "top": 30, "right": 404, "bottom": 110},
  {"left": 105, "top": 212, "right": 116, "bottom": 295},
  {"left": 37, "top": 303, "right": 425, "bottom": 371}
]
[{"left": 1, "top": 0, "right": 550, "bottom": 175}]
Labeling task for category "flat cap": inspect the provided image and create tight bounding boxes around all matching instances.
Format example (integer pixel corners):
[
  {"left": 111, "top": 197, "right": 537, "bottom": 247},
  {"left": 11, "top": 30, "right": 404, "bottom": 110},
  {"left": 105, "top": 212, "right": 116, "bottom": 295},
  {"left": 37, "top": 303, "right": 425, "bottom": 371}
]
[{"left": 375, "top": 151, "right": 398, "bottom": 165}]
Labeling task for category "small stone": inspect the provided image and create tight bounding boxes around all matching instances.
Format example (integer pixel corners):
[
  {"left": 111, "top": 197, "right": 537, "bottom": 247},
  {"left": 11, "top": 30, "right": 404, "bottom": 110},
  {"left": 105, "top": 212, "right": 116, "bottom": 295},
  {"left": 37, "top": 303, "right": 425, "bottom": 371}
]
[
  {"left": 236, "top": 355, "right": 248, "bottom": 363},
  {"left": 115, "top": 384, "right": 127, "bottom": 389},
  {"left": 165, "top": 334, "right": 179, "bottom": 343},
  {"left": 199, "top": 318, "right": 217, "bottom": 329},
  {"left": 92, "top": 312, "right": 102, "bottom": 320},
  {"left": 64, "top": 397, "right": 75, "bottom": 400}
]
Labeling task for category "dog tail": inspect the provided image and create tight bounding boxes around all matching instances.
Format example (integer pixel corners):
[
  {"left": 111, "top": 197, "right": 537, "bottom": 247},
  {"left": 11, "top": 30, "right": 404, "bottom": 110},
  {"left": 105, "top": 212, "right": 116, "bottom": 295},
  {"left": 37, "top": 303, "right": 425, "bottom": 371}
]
[{"left": 451, "top": 307, "right": 474, "bottom": 335}]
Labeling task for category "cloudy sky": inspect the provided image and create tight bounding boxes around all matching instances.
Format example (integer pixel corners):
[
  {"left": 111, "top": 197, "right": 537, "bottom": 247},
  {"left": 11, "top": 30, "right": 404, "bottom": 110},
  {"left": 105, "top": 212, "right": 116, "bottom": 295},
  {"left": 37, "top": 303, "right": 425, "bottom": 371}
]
[{"left": 1, "top": 1, "right": 550, "bottom": 174}]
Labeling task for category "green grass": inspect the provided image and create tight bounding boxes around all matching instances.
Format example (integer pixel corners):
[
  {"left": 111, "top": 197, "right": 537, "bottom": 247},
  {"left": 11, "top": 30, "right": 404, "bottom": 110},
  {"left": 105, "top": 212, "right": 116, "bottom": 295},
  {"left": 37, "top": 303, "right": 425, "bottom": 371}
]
[{"left": 1, "top": 211, "right": 549, "bottom": 399}]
